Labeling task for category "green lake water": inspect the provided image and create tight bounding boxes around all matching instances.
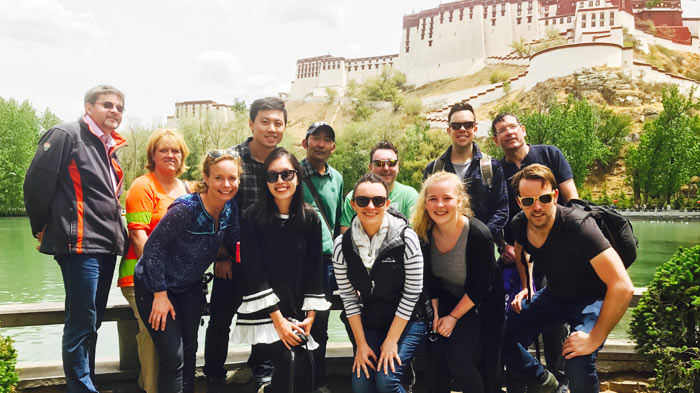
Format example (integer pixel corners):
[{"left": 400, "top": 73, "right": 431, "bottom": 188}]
[{"left": 1, "top": 217, "right": 698, "bottom": 364}]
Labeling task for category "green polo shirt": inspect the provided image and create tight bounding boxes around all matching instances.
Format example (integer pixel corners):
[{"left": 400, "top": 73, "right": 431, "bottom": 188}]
[
  {"left": 301, "top": 158, "right": 344, "bottom": 256},
  {"left": 340, "top": 181, "right": 419, "bottom": 227}
]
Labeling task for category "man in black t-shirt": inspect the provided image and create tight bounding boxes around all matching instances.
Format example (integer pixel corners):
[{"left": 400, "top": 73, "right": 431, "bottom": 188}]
[
  {"left": 502, "top": 164, "right": 633, "bottom": 393},
  {"left": 492, "top": 112, "right": 578, "bottom": 391}
]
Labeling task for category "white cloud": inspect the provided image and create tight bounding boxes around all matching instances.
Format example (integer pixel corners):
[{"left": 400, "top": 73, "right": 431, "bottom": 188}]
[
  {"left": 192, "top": 50, "right": 243, "bottom": 85},
  {"left": 0, "top": 0, "right": 104, "bottom": 44}
]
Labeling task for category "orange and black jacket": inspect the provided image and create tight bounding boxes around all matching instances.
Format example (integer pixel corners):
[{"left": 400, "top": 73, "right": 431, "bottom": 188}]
[{"left": 24, "top": 118, "right": 128, "bottom": 255}]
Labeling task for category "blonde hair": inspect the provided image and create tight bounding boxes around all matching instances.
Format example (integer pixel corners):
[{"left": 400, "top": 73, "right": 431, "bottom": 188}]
[
  {"left": 193, "top": 151, "right": 243, "bottom": 193},
  {"left": 411, "top": 171, "right": 473, "bottom": 242},
  {"left": 145, "top": 129, "right": 190, "bottom": 176}
]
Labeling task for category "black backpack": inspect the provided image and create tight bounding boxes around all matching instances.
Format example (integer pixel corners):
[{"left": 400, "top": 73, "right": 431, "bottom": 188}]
[{"left": 564, "top": 199, "right": 638, "bottom": 268}]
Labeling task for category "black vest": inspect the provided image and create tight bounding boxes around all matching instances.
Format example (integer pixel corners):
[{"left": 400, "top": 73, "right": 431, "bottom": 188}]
[{"left": 341, "top": 217, "right": 430, "bottom": 332}]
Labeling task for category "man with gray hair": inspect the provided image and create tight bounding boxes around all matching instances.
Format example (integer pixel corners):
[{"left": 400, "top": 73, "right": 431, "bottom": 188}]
[{"left": 24, "top": 85, "right": 128, "bottom": 393}]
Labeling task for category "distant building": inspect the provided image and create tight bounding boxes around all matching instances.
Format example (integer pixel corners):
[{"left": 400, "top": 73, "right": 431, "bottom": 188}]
[
  {"left": 288, "top": 0, "right": 697, "bottom": 100},
  {"left": 165, "top": 100, "right": 236, "bottom": 128}
]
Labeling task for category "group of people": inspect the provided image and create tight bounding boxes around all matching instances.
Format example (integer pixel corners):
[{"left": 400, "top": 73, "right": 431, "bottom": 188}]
[{"left": 23, "top": 84, "right": 634, "bottom": 393}]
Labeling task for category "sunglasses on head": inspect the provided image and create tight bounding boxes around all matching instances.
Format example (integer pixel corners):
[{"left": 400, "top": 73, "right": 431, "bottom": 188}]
[
  {"left": 353, "top": 195, "right": 387, "bottom": 208},
  {"left": 95, "top": 101, "right": 124, "bottom": 113},
  {"left": 518, "top": 192, "right": 556, "bottom": 207},
  {"left": 450, "top": 121, "right": 475, "bottom": 131},
  {"left": 207, "top": 148, "right": 239, "bottom": 159},
  {"left": 265, "top": 169, "right": 297, "bottom": 183},
  {"left": 372, "top": 159, "right": 398, "bottom": 167}
]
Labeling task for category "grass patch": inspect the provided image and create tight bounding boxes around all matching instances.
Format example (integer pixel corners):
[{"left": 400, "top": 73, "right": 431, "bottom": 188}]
[{"left": 406, "top": 64, "right": 526, "bottom": 98}]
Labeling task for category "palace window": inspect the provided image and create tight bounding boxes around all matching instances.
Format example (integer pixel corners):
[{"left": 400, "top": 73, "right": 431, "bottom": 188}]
[
  {"left": 517, "top": 17, "right": 522, "bottom": 24},
  {"left": 561, "top": 17, "right": 564, "bottom": 24},
  {"left": 528, "top": 15, "right": 532, "bottom": 23},
  {"left": 600, "top": 12, "right": 604, "bottom": 20},
  {"left": 545, "top": 19, "right": 549, "bottom": 25},
  {"left": 568, "top": 16, "right": 572, "bottom": 22},
  {"left": 582, "top": 21, "right": 586, "bottom": 27},
  {"left": 592, "top": 21, "right": 596, "bottom": 27},
  {"left": 518, "top": 10, "right": 522, "bottom": 16},
  {"left": 429, "top": 40, "right": 433, "bottom": 46},
  {"left": 492, "top": 19, "right": 496, "bottom": 26}
]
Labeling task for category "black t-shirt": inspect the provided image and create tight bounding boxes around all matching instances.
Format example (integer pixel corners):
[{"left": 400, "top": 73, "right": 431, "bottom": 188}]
[
  {"left": 511, "top": 206, "right": 611, "bottom": 301},
  {"left": 501, "top": 144, "right": 574, "bottom": 244}
]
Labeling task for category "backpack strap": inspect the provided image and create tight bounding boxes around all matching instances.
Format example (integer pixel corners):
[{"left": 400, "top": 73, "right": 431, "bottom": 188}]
[
  {"left": 431, "top": 157, "right": 445, "bottom": 174},
  {"left": 479, "top": 152, "right": 493, "bottom": 189}
]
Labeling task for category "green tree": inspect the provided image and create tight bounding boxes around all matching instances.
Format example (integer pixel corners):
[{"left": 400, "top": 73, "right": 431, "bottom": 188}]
[
  {"left": 232, "top": 98, "right": 246, "bottom": 113},
  {"left": 117, "top": 120, "right": 161, "bottom": 190},
  {"left": 360, "top": 67, "right": 407, "bottom": 104},
  {"left": 626, "top": 86, "right": 700, "bottom": 206},
  {"left": 0, "top": 335, "right": 19, "bottom": 393},
  {"left": 177, "top": 110, "right": 250, "bottom": 180},
  {"left": 0, "top": 98, "right": 61, "bottom": 215}
]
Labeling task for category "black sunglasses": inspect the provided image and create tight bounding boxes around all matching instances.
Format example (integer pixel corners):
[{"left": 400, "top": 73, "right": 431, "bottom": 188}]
[
  {"left": 450, "top": 121, "right": 475, "bottom": 131},
  {"left": 372, "top": 159, "right": 398, "bottom": 167},
  {"left": 518, "top": 192, "right": 555, "bottom": 207},
  {"left": 95, "top": 101, "right": 125, "bottom": 113},
  {"left": 353, "top": 195, "right": 387, "bottom": 208},
  {"left": 207, "top": 148, "right": 239, "bottom": 159},
  {"left": 265, "top": 169, "right": 297, "bottom": 183}
]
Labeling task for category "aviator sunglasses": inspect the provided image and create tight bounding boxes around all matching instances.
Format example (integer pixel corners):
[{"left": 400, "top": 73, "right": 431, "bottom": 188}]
[
  {"left": 450, "top": 121, "right": 475, "bottom": 131},
  {"left": 517, "top": 192, "right": 556, "bottom": 207},
  {"left": 265, "top": 169, "right": 297, "bottom": 183},
  {"left": 372, "top": 159, "right": 398, "bottom": 167},
  {"left": 95, "top": 101, "right": 125, "bottom": 113},
  {"left": 353, "top": 195, "right": 387, "bottom": 208},
  {"left": 207, "top": 148, "right": 239, "bottom": 159}
]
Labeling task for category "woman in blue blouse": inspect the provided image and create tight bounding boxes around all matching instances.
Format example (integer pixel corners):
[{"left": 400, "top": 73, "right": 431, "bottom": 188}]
[{"left": 134, "top": 149, "right": 241, "bottom": 393}]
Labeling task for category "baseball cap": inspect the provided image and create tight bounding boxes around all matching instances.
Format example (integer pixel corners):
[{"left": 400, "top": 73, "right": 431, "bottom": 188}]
[{"left": 305, "top": 121, "right": 335, "bottom": 141}]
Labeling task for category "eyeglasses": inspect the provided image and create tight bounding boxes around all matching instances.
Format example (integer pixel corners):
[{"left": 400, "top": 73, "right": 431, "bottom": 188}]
[
  {"left": 494, "top": 123, "right": 521, "bottom": 136},
  {"left": 95, "top": 101, "right": 124, "bottom": 113},
  {"left": 372, "top": 159, "right": 398, "bottom": 167},
  {"left": 518, "top": 192, "right": 556, "bottom": 207},
  {"left": 265, "top": 169, "right": 297, "bottom": 183},
  {"left": 450, "top": 121, "right": 475, "bottom": 131},
  {"left": 207, "top": 148, "right": 239, "bottom": 159},
  {"left": 353, "top": 195, "right": 387, "bottom": 208}
]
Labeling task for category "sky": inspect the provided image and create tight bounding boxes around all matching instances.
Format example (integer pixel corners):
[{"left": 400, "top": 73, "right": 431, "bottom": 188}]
[{"left": 1, "top": 0, "right": 699, "bottom": 126}]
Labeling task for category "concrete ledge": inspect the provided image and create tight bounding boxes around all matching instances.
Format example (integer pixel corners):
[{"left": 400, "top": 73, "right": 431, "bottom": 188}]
[{"left": 17, "top": 340, "right": 650, "bottom": 389}]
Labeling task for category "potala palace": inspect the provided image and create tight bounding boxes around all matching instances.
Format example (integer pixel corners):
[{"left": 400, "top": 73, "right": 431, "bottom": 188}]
[{"left": 288, "top": 0, "right": 700, "bottom": 100}]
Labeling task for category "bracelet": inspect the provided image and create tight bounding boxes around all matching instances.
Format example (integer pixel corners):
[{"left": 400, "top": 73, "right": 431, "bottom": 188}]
[{"left": 447, "top": 313, "right": 459, "bottom": 320}]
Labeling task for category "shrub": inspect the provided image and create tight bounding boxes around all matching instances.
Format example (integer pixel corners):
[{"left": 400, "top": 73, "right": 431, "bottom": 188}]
[
  {"left": 0, "top": 335, "right": 19, "bottom": 393},
  {"left": 629, "top": 245, "right": 700, "bottom": 392},
  {"left": 490, "top": 69, "right": 512, "bottom": 84}
]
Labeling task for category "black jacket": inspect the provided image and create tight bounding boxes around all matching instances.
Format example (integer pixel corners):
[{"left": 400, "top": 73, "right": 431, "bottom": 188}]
[
  {"left": 24, "top": 118, "right": 127, "bottom": 255},
  {"left": 424, "top": 143, "right": 508, "bottom": 240}
]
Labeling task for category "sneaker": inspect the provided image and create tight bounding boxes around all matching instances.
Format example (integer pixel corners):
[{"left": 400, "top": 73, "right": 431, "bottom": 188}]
[
  {"left": 527, "top": 370, "right": 559, "bottom": 393},
  {"left": 205, "top": 376, "right": 224, "bottom": 393},
  {"left": 257, "top": 382, "right": 270, "bottom": 393},
  {"left": 226, "top": 367, "right": 253, "bottom": 384},
  {"left": 554, "top": 382, "right": 569, "bottom": 393}
]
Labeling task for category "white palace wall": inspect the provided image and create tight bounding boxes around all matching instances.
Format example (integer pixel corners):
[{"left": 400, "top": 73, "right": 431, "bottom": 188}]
[
  {"left": 525, "top": 42, "right": 624, "bottom": 89},
  {"left": 394, "top": 5, "right": 488, "bottom": 87}
]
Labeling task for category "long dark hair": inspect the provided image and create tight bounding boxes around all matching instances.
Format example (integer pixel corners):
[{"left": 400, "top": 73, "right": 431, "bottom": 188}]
[{"left": 247, "top": 147, "right": 313, "bottom": 232}]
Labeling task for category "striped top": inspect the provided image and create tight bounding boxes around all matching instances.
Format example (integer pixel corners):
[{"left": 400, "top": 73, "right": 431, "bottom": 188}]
[{"left": 333, "top": 212, "right": 424, "bottom": 321}]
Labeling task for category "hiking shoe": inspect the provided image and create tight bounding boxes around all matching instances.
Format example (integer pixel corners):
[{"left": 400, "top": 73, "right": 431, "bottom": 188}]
[
  {"left": 527, "top": 370, "right": 559, "bottom": 393},
  {"left": 226, "top": 367, "right": 253, "bottom": 384},
  {"left": 205, "top": 376, "right": 224, "bottom": 393}
]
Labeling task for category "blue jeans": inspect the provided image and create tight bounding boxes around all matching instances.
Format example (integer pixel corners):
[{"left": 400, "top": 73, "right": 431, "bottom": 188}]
[
  {"left": 56, "top": 253, "right": 116, "bottom": 393},
  {"left": 310, "top": 257, "right": 338, "bottom": 388},
  {"left": 352, "top": 320, "right": 427, "bottom": 393},
  {"left": 502, "top": 288, "right": 603, "bottom": 393}
]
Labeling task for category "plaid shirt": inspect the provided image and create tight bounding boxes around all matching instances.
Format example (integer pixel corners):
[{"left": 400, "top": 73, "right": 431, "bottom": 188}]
[
  {"left": 232, "top": 137, "right": 264, "bottom": 212},
  {"left": 300, "top": 158, "right": 330, "bottom": 181}
]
